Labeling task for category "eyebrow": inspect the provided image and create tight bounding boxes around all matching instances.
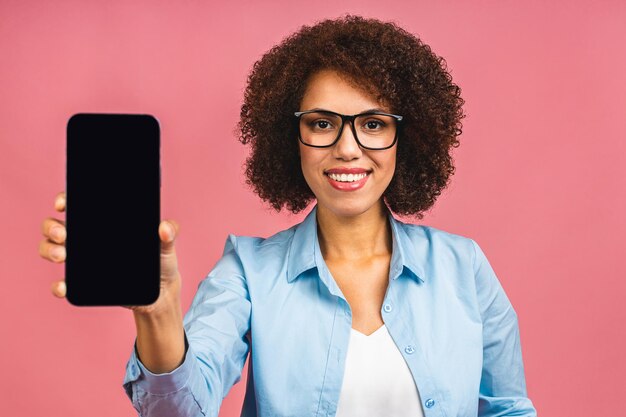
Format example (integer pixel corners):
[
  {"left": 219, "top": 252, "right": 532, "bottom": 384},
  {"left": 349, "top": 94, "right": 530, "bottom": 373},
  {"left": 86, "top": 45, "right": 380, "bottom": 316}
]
[{"left": 306, "top": 107, "right": 390, "bottom": 114}]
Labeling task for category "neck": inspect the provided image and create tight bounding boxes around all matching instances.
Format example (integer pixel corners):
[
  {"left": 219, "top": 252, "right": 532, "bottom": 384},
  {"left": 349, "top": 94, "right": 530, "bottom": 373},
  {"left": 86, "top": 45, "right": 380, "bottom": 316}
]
[{"left": 316, "top": 200, "right": 392, "bottom": 262}]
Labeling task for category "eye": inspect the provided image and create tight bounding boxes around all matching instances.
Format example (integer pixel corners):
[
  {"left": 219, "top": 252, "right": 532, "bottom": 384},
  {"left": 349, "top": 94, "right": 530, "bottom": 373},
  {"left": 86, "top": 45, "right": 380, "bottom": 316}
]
[
  {"left": 308, "top": 119, "right": 335, "bottom": 130},
  {"left": 362, "top": 119, "right": 386, "bottom": 130}
]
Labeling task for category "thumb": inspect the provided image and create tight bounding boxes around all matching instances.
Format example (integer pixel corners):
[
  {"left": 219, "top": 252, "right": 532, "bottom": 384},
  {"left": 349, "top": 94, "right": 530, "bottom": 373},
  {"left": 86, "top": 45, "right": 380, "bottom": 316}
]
[{"left": 159, "top": 220, "right": 179, "bottom": 254}]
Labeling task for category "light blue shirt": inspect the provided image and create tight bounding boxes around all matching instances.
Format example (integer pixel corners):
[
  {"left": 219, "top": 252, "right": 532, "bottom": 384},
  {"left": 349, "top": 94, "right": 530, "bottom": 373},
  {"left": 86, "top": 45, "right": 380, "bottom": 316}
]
[{"left": 123, "top": 204, "right": 537, "bottom": 417}]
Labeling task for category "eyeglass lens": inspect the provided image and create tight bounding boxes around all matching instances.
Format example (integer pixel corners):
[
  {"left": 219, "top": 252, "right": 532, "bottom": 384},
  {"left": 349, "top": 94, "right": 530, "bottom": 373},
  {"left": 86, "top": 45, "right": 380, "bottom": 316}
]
[{"left": 298, "top": 112, "right": 397, "bottom": 149}]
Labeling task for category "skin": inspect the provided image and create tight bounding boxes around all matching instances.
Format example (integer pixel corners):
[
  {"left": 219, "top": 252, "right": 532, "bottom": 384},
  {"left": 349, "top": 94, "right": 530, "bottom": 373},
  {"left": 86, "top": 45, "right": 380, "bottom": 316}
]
[
  {"left": 38, "top": 69, "right": 399, "bottom": 374},
  {"left": 299, "top": 69, "right": 397, "bottom": 334},
  {"left": 39, "top": 192, "right": 185, "bottom": 373}
]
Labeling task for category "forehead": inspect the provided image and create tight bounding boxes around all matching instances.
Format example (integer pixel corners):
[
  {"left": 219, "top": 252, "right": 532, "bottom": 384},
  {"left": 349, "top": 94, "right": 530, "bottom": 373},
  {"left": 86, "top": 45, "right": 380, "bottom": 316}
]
[{"left": 300, "top": 69, "right": 389, "bottom": 113}]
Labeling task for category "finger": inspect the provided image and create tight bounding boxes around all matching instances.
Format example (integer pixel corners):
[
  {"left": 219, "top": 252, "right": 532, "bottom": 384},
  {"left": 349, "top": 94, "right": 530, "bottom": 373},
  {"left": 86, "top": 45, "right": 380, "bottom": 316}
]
[
  {"left": 159, "top": 219, "right": 179, "bottom": 242},
  {"left": 54, "top": 191, "right": 66, "bottom": 212},
  {"left": 159, "top": 220, "right": 180, "bottom": 254},
  {"left": 51, "top": 280, "right": 66, "bottom": 298},
  {"left": 39, "top": 238, "right": 66, "bottom": 262},
  {"left": 41, "top": 218, "right": 66, "bottom": 244}
]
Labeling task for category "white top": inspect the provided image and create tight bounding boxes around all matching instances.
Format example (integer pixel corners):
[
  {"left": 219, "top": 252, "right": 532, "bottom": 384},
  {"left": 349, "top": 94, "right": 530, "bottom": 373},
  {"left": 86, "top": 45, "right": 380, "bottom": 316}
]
[{"left": 335, "top": 324, "right": 425, "bottom": 417}]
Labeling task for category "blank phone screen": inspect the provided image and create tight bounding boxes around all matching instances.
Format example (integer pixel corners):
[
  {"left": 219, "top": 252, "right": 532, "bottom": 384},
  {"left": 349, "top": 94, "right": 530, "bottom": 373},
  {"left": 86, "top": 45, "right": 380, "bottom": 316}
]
[{"left": 66, "top": 113, "right": 160, "bottom": 306}]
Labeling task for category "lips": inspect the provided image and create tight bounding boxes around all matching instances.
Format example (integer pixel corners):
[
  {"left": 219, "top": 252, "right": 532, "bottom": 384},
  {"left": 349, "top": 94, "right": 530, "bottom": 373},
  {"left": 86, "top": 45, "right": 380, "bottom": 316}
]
[
  {"left": 324, "top": 167, "right": 371, "bottom": 191},
  {"left": 324, "top": 167, "right": 371, "bottom": 175}
]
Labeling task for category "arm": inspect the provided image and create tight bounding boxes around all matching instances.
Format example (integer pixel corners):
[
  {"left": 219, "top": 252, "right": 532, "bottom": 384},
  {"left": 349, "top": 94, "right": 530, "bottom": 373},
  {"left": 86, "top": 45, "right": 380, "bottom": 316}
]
[
  {"left": 133, "top": 278, "right": 186, "bottom": 374},
  {"left": 472, "top": 240, "right": 537, "bottom": 417},
  {"left": 123, "top": 235, "right": 252, "bottom": 417}
]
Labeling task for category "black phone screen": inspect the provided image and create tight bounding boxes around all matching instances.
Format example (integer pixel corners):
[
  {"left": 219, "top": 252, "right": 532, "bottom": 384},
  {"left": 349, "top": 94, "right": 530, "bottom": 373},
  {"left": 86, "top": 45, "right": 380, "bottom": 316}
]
[{"left": 66, "top": 113, "right": 160, "bottom": 306}]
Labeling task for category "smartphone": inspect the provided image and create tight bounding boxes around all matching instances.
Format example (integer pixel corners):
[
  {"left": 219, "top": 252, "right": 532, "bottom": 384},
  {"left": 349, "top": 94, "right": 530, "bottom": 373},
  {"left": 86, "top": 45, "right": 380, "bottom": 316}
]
[{"left": 66, "top": 113, "right": 161, "bottom": 306}]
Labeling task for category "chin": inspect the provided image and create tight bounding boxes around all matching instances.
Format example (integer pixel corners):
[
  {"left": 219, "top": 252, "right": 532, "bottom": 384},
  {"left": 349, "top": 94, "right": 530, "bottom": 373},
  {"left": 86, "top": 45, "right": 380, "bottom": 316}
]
[{"left": 317, "top": 196, "right": 382, "bottom": 219}]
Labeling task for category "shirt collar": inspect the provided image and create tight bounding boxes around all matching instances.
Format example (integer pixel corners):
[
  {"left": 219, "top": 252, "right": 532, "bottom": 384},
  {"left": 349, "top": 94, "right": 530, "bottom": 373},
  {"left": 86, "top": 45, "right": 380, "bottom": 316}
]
[
  {"left": 286, "top": 204, "right": 427, "bottom": 284},
  {"left": 286, "top": 206, "right": 318, "bottom": 283},
  {"left": 387, "top": 210, "right": 428, "bottom": 283}
]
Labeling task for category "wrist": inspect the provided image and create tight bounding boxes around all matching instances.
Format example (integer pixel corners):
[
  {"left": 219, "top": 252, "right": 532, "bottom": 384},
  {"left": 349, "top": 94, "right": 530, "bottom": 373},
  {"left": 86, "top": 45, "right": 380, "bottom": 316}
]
[{"left": 132, "top": 275, "right": 182, "bottom": 319}]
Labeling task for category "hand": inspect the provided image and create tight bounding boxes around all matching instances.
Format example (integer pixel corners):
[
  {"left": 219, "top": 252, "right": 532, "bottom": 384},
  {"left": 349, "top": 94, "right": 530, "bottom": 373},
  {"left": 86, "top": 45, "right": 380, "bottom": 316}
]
[{"left": 39, "top": 191, "right": 182, "bottom": 314}]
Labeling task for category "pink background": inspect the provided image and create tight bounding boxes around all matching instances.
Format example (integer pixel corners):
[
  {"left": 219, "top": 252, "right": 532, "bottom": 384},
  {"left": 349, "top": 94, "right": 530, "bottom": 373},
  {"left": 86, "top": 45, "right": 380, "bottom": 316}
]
[{"left": 2, "top": 0, "right": 625, "bottom": 415}]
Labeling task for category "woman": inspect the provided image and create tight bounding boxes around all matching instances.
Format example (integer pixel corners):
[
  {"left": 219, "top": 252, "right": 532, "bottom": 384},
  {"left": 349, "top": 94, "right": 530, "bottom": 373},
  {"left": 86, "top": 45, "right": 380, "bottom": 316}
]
[{"left": 40, "top": 15, "right": 537, "bottom": 417}]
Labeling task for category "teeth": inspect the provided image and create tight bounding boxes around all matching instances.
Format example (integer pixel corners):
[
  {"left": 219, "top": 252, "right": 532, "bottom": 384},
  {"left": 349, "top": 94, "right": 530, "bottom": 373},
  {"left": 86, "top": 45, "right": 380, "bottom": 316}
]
[{"left": 328, "top": 172, "right": 368, "bottom": 182}]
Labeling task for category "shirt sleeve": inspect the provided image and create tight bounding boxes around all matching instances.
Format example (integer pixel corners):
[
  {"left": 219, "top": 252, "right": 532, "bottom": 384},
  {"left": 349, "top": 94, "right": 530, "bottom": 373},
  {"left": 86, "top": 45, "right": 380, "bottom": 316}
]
[
  {"left": 122, "top": 234, "right": 252, "bottom": 417},
  {"left": 471, "top": 239, "right": 537, "bottom": 417}
]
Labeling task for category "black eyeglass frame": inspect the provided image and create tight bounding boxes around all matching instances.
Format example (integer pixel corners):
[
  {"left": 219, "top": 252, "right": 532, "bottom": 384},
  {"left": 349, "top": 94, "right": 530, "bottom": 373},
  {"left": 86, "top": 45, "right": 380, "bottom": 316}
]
[{"left": 293, "top": 109, "right": 404, "bottom": 150}]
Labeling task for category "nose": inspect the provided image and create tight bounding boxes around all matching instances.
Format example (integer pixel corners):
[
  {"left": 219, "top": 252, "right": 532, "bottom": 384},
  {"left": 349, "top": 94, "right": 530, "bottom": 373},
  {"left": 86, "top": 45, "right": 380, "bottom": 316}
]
[{"left": 332, "top": 120, "right": 362, "bottom": 161}]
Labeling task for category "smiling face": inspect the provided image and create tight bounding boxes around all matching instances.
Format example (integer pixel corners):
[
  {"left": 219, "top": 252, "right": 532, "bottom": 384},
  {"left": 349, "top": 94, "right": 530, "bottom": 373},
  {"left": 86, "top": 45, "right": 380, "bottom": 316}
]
[{"left": 298, "top": 69, "right": 397, "bottom": 218}]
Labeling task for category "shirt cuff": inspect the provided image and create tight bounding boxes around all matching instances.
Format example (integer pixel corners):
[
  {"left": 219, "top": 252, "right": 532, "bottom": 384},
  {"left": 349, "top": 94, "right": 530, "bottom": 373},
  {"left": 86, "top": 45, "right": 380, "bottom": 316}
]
[{"left": 123, "top": 332, "right": 195, "bottom": 395}]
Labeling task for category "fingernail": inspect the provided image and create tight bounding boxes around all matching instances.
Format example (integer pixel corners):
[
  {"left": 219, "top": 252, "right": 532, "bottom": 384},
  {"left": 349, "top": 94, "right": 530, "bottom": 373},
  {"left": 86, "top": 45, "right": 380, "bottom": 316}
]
[
  {"left": 52, "top": 227, "right": 64, "bottom": 240},
  {"left": 52, "top": 247, "right": 65, "bottom": 260}
]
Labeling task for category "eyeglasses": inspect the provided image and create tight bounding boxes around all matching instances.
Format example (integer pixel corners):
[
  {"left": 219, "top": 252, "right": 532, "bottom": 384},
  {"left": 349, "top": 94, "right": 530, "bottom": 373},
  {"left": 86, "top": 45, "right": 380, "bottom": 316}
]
[{"left": 294, "top": 109, "right": 403, "bottom": 150}]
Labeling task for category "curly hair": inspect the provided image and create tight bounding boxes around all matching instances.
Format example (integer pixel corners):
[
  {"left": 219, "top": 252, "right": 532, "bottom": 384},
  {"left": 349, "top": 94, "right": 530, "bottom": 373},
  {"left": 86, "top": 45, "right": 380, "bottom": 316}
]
[{"left": 237, "top": 14, "right": 465, "bottom": 218}]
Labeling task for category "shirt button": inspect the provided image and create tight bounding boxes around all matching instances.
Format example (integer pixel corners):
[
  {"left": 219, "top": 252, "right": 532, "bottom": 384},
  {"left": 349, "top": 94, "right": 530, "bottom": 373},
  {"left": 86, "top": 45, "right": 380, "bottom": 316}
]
[
  {"left": 383, "top": 304, "right": 393, "bottom": 313},
  {"left": 425, "top": 398, "right": 435, "bottom": 408},
  {"left": 404, "top": 345, "right": 415, "bottom": 354}
]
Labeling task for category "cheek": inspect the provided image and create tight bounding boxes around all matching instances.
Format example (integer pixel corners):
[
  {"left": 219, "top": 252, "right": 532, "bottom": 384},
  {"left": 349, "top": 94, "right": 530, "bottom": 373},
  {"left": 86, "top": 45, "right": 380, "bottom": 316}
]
[
  {"left": 387, "top": 153, "right": 397, "bottom": 171},
  {"left": 298, "top": 144, "right": 309, "bottom": 174},
  {"left": 298, "top": 148, "right": 318, "bottom": 190},
  {"left": 376, "top": 150, "right": 397, "bottom": 177},
  {"left": 299, "top": 145, "right": 320, "bottom": 176}
]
